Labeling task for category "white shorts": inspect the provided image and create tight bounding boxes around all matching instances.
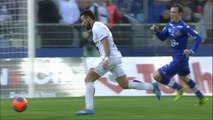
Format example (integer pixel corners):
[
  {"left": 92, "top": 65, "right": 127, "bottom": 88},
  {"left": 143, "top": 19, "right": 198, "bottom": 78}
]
[{"left": 92, "top": 57, "right": 126, "bottom": 78}]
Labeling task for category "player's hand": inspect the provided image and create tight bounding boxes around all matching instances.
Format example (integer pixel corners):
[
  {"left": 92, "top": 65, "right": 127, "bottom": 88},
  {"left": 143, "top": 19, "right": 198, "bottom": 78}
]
[
  {"left": 103, "top": 59, "right": 109, "bottom": 70},
  {"left": 183, "top": 49, "right": 192, "bottom": 56},
  {"left": 150, "top": 25, "right": 159, "bottom": 32}
]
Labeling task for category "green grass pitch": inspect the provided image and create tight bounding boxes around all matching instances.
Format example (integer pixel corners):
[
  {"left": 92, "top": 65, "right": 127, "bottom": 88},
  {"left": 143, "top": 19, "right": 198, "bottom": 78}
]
[{"left": 0, "top": 96, "right": 212, "bottom": 120}]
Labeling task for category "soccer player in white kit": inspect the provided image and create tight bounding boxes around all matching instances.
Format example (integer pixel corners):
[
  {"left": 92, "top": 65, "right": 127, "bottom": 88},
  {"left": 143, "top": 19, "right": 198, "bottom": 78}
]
[{"left": 75, "top": 10, "right": 161, "bottom": 115}]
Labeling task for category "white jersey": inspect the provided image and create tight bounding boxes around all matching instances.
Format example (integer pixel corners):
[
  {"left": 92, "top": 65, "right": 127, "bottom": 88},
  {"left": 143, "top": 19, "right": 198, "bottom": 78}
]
[{"left": 92, "top": 21, "right": 122, "bottom": 58}]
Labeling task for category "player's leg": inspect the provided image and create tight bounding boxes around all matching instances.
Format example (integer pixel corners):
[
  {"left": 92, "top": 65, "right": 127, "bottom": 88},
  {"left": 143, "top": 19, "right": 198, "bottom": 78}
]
[
  {"left": 76, "top": 58, "right": 109, "bottom": 115},
  {"left": 153, "top": 67, "right": 183, "bottom": 90},
  {"left": 179, "top": 75, "right": 208, "bottom": 106},
  {"left": 75, "top": 68, "right": 101, "bottom": 115},
  {"left": 109, "top": 57, "right": 154, "bottom": 90},
  {"left": 110, "top": 62, "right": 153, "bottom": 90},
  {"left": 153, "top": 63, "right": 186, "bottom": 101},
  {"left": 111, "top": 63, "right": 161, "bottom": 100},
  {"left": 84, "top": 69, "right": 101, "bottom": 109},
  {"left": 178, "top": 64, "right": 208, "bottom": 105}
]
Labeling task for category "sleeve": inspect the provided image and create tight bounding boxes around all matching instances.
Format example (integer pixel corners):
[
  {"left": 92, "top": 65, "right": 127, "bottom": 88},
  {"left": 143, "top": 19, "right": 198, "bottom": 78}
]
[
  {"left": 155, "top": 24, "right": 170, "bottom": 41},
  {"left": 184, "top": 25, "right": 202, "bottom": 54},
  {"left": 93, "top": 25, "right": 108, "bottom": 43}
]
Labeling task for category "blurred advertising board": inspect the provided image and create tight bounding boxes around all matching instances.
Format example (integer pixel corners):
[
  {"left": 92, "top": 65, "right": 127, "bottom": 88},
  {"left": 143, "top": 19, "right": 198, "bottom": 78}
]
[
  {"left": 0, "top": 57, "right": 212, "bottom": 98},
  {"left": 0, "top": 58, "right": 86, "bottom": 98}
]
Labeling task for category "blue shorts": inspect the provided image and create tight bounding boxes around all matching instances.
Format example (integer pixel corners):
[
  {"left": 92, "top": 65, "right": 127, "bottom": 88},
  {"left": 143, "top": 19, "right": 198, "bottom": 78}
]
[{"left": 158, "top": 60, "right": 190, "bottom": 80}]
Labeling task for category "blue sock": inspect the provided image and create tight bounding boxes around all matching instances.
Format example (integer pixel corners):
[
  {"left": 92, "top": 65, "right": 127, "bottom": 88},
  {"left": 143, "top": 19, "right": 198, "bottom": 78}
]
[
  {"left": 159, "top": 78, "right": 182, "bottom": 90},
  {"left": 168, "top": 80, "right": 182, "bottom": 90},
  {"left": 187, "top": 79, "right": 204, "bottom": 100},
  {"left": 172, "top": 82, "right": 182, "bottom": 90}
]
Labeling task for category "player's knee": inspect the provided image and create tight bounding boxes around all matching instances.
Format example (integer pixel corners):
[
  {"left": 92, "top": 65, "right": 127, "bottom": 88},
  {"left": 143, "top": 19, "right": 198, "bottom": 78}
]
[
  {"left": 120, "top": 83, "right": 128, "bottom": 89},
  {"left": 179, "top": 75, "right": 190, "bottom": 83},
  {"left": 117, "top": 81, "right": 128, "bottom": 89},
  {"left": 153, "top": 71, "right": 161, "bottom": 82},
  {"left": 84, "top": 78, "right": 93, "bottom": 83},
  {"left": 116, "top": 75, "right": 129, "bottom": 89}
]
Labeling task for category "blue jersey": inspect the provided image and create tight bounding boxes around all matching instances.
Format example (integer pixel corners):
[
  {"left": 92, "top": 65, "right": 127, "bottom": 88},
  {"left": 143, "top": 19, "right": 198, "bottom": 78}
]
[
  {"left": 155, "top": 19, "right": 202, "bottom": 62},
  {"left": 155, "top": 19, "right": 202, "bottom": 78}
]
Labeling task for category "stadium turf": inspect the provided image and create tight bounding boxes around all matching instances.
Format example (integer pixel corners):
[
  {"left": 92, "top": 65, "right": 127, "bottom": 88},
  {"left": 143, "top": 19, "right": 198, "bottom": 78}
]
[{"left": 0, "top": 96, "right": 212, "bottom": 120}]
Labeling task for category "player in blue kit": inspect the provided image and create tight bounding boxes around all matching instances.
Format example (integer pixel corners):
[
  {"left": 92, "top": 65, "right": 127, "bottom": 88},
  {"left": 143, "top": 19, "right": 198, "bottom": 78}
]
[{"left": 150, "top": 4, "right": 208, "bottom": 106}]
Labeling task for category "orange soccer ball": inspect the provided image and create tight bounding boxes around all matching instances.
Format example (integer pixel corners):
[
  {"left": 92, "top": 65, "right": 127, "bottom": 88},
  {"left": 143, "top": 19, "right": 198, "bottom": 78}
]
[{"left": 12, "top": 97, "right": 28, "bottom": 112}]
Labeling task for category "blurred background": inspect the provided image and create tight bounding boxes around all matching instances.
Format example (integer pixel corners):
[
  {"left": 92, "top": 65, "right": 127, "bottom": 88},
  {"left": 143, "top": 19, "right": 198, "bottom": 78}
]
[{"left": 1, "top": 0, "right": 212, "bottom": 56}]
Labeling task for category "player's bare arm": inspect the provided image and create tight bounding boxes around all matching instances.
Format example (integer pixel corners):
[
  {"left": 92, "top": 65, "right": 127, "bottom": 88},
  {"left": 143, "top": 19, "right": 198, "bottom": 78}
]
[{"left": 101, "top": 37, "right": 110, "bottom": 70}]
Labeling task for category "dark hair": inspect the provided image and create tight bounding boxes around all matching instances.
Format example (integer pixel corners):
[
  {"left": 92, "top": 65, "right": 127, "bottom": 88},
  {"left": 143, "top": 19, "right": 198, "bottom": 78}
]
[
  {"left": 171, "top": 4, "right": 184, "bottom": 13},
  {"left": 80, "top": 10, "right": 95, "bottom": 20}
]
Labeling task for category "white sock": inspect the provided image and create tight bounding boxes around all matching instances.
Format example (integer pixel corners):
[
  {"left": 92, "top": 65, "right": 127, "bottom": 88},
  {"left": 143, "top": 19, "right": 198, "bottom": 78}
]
[
  {"left": 85, "top": 82, "right": 95, "bottom": 110},
  {"left": 128, "top": 80, "right": 153, "bottom": 90},
  {"left": 167, "top": 80, "right": 175, "bottom": 88}
]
